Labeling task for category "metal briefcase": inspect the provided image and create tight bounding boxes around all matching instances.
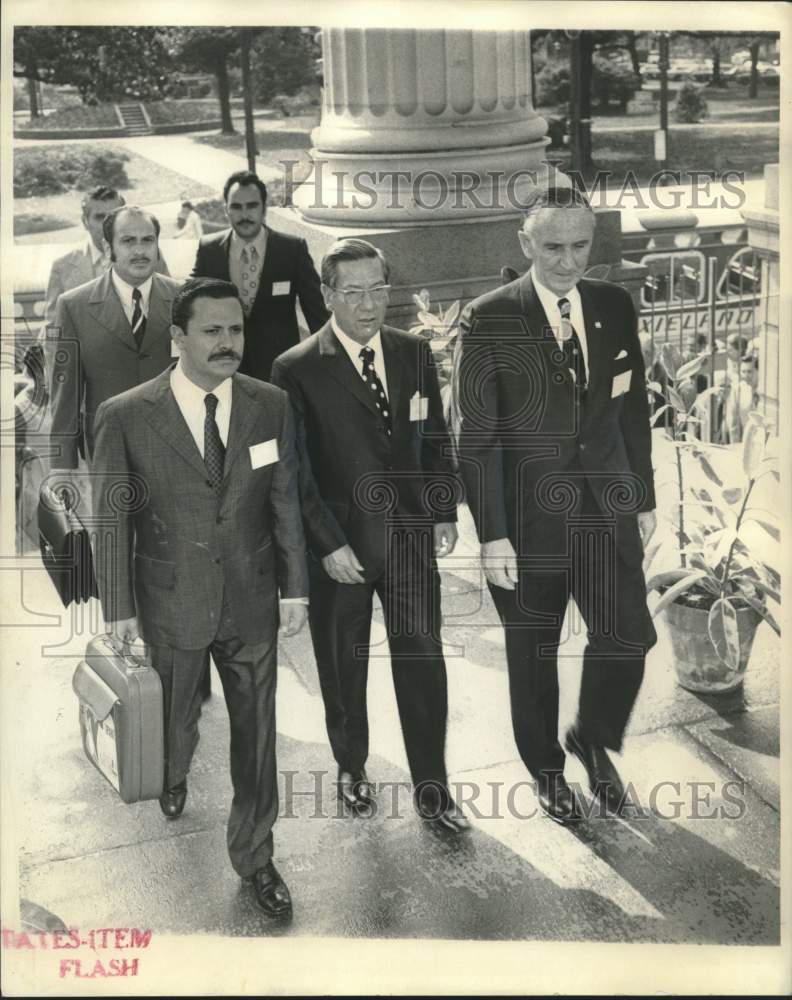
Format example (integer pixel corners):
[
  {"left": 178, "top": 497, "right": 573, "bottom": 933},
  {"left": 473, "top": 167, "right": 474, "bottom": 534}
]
[{"left": 72, "top": 635, "right": 164, "bottom": 803}]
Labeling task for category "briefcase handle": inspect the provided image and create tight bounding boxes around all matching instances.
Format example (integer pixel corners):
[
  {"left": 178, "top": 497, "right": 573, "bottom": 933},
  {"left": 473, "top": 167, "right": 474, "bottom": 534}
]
[{"left": 102, "top": 632, "right": 151, "bottom": 670}]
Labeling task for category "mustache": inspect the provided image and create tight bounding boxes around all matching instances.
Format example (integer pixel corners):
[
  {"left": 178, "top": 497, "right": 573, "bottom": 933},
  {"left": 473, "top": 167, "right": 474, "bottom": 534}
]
[{"left": 209, "top": 351, "right": 241, "bottom": 361}]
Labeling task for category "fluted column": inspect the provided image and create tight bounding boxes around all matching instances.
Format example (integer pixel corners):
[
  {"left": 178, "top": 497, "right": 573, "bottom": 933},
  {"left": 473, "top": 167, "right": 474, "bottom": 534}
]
[{"left": 293, "top": 28, "right": 550, "bottom": 225}]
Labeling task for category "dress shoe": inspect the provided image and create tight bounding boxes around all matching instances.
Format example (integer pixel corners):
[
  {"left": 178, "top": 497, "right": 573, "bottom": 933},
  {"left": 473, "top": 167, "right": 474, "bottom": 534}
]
[
  {"left": 565, "top": 726, "right": 626, "bottom": 815},
  {"left": 337, "top": 769, "right": 375, "bottom": 815},
  {"left": 159, "top": 779, "right": 187, "bottom": 819},
  {"left": 250, "top": 861, "right": 292, "bottom": 918},
  {"left": 536, "top": 772, "right": 581, "bottom": 825},
  {"left": 415, "top": 786, "right": 471, "bottom": 834}
]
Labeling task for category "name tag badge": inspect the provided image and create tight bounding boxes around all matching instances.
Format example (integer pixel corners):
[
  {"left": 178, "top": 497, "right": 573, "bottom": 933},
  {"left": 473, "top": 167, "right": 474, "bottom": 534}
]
[
  {"left": 249, "top": 439, "right": 279, "bottom": 469},
  {"left": 611, "top": 370, "right": 632, "bottom": 398},
  {"left": 170, "top": 339, "right": 180, "bottom": 358},
  {"left": 410, "top": 391, "right": 429, "bottom": 422},
  {"left": 272, "top": 281, "right": 291, "bottom": 297}
]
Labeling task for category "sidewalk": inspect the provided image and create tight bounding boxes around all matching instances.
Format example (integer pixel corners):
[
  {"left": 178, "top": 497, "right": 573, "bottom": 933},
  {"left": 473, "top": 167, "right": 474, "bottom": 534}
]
[{"left": 7, "top": 504, "right": 780, "bottom": 943}]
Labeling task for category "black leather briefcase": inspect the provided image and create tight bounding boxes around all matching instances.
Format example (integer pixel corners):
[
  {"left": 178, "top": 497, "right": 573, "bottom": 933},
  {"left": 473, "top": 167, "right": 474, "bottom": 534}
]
[{"left": 38, "top": 483, "right": 98, "bottom": 607}]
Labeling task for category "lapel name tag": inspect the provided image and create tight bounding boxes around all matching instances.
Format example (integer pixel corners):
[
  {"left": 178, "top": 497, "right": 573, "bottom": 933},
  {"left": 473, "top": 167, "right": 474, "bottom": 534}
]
[
  {"left": 611, "top": 370, "right": 632, "bottom": 398},
  {"left": 410, "top": 392, "right": 429, "bottom": 422},
  {"left": 249, "top": 439, "right": 279, "bottom": 469},
  {"left": 272, "top": 281, "right": 291, "bottom": 296}
]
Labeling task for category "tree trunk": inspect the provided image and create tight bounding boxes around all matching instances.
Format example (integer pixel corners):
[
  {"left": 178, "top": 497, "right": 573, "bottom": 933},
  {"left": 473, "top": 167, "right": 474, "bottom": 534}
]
[
  {"left": 711, "top": 47, "right": 722, "bottom": 87},
  {"left": 26, "top": 70, "right": 40, "bottom": 118},
  {"left": 626, "top": 33, "right": 642, "bottom": 82},
  {"left": 215, "top": 51, "right": 235, "bottom": 134},
  {"left": 749, "top": 41, "right": 760, "bottom": 98}
]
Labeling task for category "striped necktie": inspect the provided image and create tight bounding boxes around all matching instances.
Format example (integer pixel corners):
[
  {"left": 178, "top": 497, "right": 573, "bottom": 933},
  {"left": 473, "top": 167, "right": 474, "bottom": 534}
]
[
  {"left": 131, "top": 287, "right": 146, "bottom": 351},
  {"left": 557, "top": 297, "right": 587, "bottom": 391}
]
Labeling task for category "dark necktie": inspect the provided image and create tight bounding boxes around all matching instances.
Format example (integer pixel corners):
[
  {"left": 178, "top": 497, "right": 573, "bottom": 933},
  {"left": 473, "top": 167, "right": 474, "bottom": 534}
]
[
  {"left": 131, "top": 287, "right": 146, "bottom": 351},
  {"left": 359, "top": 346, "right": 391, "bottom": 437},
  {"left": 558, "top": 297, "right": 587, "bottom": 391},
  {"left": 203, "top": 393, "right": 225, "bottom": 490}
]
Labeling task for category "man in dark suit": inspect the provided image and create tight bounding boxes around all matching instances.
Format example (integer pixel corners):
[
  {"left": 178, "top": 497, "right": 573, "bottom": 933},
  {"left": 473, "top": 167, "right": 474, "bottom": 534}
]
[
  {"left": 455, "top": 187, "right": 657, "bottom": 824},
  {"left": 271, "top": 238, "right": 469, "bottom": 834},
  {"left": 191, "top": 170, "right": 328, "bottom": 381},
  {"left": 49, "top": 206, "right": 179, "bottom": 471},
  {"left": 91, "top": 278, "right": 308, "bottom": 916}
]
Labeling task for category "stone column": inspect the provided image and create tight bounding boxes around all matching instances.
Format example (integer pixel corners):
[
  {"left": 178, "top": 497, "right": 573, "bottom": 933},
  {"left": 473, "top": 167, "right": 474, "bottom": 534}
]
[
  {"left": 292, "top": 28, "right": 551, "bottom": 225},
  {"left": 742, "top": 164, "right": 780, "bottom": 431}
]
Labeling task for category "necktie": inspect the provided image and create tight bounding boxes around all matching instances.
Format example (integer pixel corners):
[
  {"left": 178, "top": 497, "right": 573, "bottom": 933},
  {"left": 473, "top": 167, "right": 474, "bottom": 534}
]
[
  {"left": 359, "top": 346, "right": 391, "bottom": 437},
  {"left": 203, "top": 393, "right": 225, "bottom": 490},
  {"left": 239, "top": 245, "right": 258, "bottom": 315},
  {"left": 557, "top": 297, "right": 587, "bottom": 391},
  {"left": 131, "top": 287, "right": 146, "bottom": 351}
]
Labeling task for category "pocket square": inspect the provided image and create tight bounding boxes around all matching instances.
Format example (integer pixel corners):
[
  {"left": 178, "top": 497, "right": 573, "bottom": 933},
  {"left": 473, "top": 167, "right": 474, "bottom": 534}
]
[
  {"left": 249, "top": 439, "right": 279, "bottom": 469},
  {"left": 611, "top": 370, "right": 632, "bottom": 397},
  {"left": 614, "top": 349, "right": 628, "bottom": 360},
  {"left": 272, "top": 281, "right": 291, "bottom": 296}
]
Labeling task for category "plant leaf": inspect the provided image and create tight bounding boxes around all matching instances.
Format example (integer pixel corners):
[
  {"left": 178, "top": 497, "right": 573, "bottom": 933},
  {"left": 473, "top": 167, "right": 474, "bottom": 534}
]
[
  {"left": 651, "top": 404, "right": 675, "bottom": 427},
  {"left": 667, "top": 386, "right": 688, "bottom": 412},
  {"left": 651, "top": 570, "right": 708, "bottom": 617},
  {"left": 708, "top": 597, "right": 741, "bottom": 670},
  {"left": 721, "top": 487, "right": 743, "bottom": 505},
  {"left": 742, "top": 419, "right": 766, "bottom": 480},
  {"left": 676, "top": 354, "right": 706, "bottom": 381},
  {"left": 660, "top": 342, "right": 683, "bottom": 380},
  {"left": 743, "top": 515, "right": 781, "bottom": 543},
  {"left": 694, "top": 452, "right": 724, "bottom": 487}
]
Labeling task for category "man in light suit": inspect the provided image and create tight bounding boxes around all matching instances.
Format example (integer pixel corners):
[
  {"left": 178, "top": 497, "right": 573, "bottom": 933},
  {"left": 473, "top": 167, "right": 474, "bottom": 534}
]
[
  {"left": 272, "top": 238, "right": 469, "bottom": 834},
  {"left": 191, "top": 171, "right": 328, "bottom": 382},
  {"left": 455, "top": 187, "right": 657, "bottom": 824},
  {"left": 49, "top": 207, "right": 179, "bottom": 471},
  {"left": 40, "top": 187, "right": 169, "bottom": 387},
  {"left": 91, "top": 278, "right": 308, "bottom": 916}
]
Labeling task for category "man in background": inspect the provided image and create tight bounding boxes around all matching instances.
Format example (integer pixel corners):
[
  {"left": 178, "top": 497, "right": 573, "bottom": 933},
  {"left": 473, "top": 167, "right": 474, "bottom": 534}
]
[{"left": 191, "top": 170, "right": 328, "bottom": 381}]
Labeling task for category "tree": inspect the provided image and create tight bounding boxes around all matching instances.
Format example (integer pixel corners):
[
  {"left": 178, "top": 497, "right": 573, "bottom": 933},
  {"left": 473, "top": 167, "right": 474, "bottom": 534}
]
[
  {"left": 13, "top": 26, "right": 172, "bottom": 112},
  {"left": 168, "top": 28, "right": 242, "bottom": 134},
  {"left": 251, "top": 27, "right": 320, "bottom": 104}
]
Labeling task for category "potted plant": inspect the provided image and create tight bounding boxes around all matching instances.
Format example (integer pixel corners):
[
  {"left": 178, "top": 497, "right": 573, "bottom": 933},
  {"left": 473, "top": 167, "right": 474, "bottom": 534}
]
[{"left": 644, "top": 344, "right": 780, "bottom": 692}]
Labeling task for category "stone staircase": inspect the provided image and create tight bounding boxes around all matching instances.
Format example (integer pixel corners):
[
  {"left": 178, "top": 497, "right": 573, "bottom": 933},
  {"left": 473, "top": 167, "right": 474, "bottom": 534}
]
[{"left": 115, "top": 103, "right": 152, "bottom": 136}]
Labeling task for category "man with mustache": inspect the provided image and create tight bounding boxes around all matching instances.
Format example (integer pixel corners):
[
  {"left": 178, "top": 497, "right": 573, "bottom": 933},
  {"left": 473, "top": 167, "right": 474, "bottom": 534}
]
[
  {"left": 191, "top": 171, "right": 328, "bottom": 382},
  {"left": 49, "top": 206, "right": 179, "bottom": 473},
  {"left": 91, "top": 278, "right": 308, "bottom": 917}
]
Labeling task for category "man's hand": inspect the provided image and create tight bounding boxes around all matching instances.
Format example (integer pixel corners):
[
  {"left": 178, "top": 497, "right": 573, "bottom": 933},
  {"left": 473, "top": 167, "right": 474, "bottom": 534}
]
[
  {"left": 279, "top": 602, "right": 308, "bottom": 637},
  {"left": 322, "top": 545, "right": 366, "bottom": 584},
  {"left": 481, "top": 537, "right": 519, "bottom": 590},
  {"left": 637, "top": 510, "right": 657, "bottom": 547},
  {"left": 434, "top": 522, "right": 458, "bottom": 558},
  {"left": 107, "top": 616, "right": 140, "bottom": 652}
]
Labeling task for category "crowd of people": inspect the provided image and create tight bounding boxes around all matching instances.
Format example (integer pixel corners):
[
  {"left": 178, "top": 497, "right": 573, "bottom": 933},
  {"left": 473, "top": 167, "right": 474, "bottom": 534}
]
[{"left": 15, "top": 177, "right": 693, "bottom": 919}]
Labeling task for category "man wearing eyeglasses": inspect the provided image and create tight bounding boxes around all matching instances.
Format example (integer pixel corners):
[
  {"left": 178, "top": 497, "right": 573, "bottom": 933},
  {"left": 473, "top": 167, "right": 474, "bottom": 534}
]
[{"left": 271, "top": 238, "right": 469, "bottom": 834}]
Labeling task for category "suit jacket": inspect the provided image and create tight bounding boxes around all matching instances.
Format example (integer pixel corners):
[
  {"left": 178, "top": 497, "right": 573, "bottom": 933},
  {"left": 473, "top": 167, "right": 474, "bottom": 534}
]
[
  {"left": 191, "top": 226, "right": 328, "bottom": 382},
  {"left": 271, "top": 323, "right": 458, "bottom": 580},
  {"left": 91, "top": 367, "right": 308, "bottom": 649},
  {"left": 49, "top": 270, "right": 180, "bottom": 468},
  {"left": 456, "top": 273, "right": 655, "bottom": 566}
]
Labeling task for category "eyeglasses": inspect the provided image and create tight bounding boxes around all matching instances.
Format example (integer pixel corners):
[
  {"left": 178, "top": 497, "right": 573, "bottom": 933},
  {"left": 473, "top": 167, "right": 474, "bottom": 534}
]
[{"left": 331, "top": 284, "right": 391, "bottom": 306}]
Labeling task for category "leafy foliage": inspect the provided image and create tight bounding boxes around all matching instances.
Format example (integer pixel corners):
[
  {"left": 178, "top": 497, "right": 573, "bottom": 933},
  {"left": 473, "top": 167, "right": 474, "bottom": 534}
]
[
  {"left": 14, "top": 147, "right": 130, "bottom": 197},
  {"left": 673, "top": 81, "right": 709, "bottom": 123}
]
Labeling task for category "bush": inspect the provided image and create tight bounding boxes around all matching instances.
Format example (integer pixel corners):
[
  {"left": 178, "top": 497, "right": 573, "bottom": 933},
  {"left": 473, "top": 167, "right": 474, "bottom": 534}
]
[
  {"left": 17, "top": 104, "right": 121, "bottom": 130},
  {"left": 145, "top": 101, "right": 221, "bottom": 124},
  {"left": 14, "top": 146, "right": 130, "bottom": 197},
  {"left": 673, "top": 81, "right": 709, "bottom": 123},
  {"left": 535, "top": 62, "right": 570, "bottom": 108},
  {"left": 592, "top": 56, "right": 639, "bottom": 112}
]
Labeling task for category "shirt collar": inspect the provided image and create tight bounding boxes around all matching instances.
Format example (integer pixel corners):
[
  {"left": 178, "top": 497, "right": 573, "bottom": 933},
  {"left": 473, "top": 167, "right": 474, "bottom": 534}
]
[
  {"left": 111, "top": 269, "right": 154, "bottom": 309},
  {"left": 531, "top": 268, "right": 582, "bottom": 318},
  {"left": 231, "top": 226, "right": 267, "bottom": 258},
  {"left": 171, "top": 359, "right": 233, "bottom": 407},
  {"left": 86, "top": 238, "right": 105, "bottom": 266},
  {"left": 331, "top": 315, "right": 383, "bottom": 365}
]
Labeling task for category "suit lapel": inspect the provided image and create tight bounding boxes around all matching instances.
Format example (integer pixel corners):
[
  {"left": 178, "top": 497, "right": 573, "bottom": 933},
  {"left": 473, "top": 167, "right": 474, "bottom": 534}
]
[
  {"left": 318, "top": 324, "right": 382, "bottom": 420},
  {"left": 251, "top": 226, "right": 275, "bottom": 314},
  {"left": 139, "top": 275, "right": 170, "bottom": 351},
  {"left": 578, "top": 280, "right": 604, "bottom": 397},
  {"left": 88, "top": 270, "right": 137, "bottom": 351},
  {"left": 518, "top": 273, "right": 560, "bottom": 360},
  {"left": 222, "top": 377, "right": 260, "bottom": 481},
  {"left": 142, "top": 369, "right": 208, "bottom": 480},
  {"left": 380, "top": 328, "right": 403, "bottom": 420},
  {"left": 217, "top": 231, "right": 233, "bottom": 281}
]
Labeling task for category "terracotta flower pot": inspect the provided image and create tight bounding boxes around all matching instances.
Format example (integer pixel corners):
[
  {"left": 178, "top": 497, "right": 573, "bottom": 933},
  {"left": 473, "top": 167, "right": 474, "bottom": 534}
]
[{"left": 665, "top": 599, "right": 763, "bottom": 693}]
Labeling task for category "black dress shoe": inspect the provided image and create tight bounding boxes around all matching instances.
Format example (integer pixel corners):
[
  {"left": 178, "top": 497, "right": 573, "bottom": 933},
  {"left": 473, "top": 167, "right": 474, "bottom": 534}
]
[
  {"left": 159, "top": 779, "right": 187, "bottom": 819},
  {"left": 415, "top": 786, "right": 471, "bottom": 834},
  {"left": 536, "top": 772, "right": 581, "bottom": 825},
  {"left": 250, "top": 861, "right": 292, "bottom": 918},
  {"left": 565, "top": 726, "right": 626, "bottom": 815},
  {"left": 337, "top": 769, "right": 375, "bottom": 815}
]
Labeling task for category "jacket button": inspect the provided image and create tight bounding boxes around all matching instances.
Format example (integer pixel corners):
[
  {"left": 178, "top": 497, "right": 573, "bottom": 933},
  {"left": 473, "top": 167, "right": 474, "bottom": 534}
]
[
  {"left": 214, "top": 557, "right": 221, "bottom": 565},
  {"left": 580, "top": 443, "right": 587, "bottom": 451}
]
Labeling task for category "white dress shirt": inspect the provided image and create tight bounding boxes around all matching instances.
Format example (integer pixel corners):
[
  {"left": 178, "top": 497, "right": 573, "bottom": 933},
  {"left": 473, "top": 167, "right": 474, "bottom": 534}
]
[
  {"left": 169, "top": 361, "right": 306, "bottom": 605},
  {"left": 86, "top": 237, "right": 109, "bottom": 276},
  {"left": 111, "top": 270, "right": 153, "bottom": 326},
  {"left": 531, "top": 269, "right": 589, "bottom": 381},
  {"left": 170, "top": 361, "right": 232, "bottom": 456},
  {"left": 331, "top": 315, "right": 390, "bottom": 398},
  {"left": 229, "top": 227, "right": 267, "bottom": 295}
]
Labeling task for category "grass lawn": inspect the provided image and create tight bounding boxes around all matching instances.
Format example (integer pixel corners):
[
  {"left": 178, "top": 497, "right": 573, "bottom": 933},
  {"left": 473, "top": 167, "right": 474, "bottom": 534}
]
[
  {"left": 14, "top": 143, "right": 216, "bottom": 235},
  {"left": 549, "top": 123, "right": 779, "bottom": 184}
]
